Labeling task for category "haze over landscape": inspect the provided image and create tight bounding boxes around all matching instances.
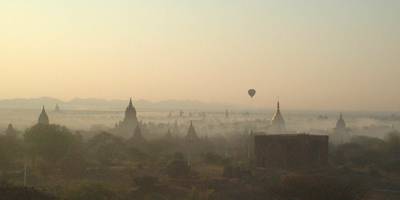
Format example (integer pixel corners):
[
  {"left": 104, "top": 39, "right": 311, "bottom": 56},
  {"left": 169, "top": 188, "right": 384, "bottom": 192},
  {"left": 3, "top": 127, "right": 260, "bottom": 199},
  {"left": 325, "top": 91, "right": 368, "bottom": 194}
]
[
  {"left": 2, "top": 1, "right": 400, "bottom": 200},
  {"left": 1, "top": 1, "right": 400, "bottom": 110}
]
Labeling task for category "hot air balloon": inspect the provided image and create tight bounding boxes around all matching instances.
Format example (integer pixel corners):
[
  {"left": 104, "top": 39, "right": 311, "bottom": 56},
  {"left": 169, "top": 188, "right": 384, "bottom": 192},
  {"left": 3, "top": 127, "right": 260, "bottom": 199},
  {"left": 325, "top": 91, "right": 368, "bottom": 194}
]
[{"left": 248, "top": 89, "right": 256, "bottom": 98}]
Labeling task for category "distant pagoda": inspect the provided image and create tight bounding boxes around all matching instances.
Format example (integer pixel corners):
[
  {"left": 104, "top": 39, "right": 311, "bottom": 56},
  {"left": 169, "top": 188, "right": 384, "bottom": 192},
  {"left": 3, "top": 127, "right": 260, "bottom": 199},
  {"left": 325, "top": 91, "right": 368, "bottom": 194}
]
[
  {"left": 115, "top": 98, "right": 139, "bottom": 136},
  {"left": 38, "top": 106, "right": 49, "bottom": 125},
  {"left": 164, "top": 129, "right": 173, "bottom": 140},
  {"left": 5, "top": 123, "right": 17, "bottom": 136},
  {"left": 270, "top": 101, "right": 286, "bottom": 132},
  {"left": 54, "top": 104, "right": 61, "bottom": 112},
  {"left": 335, "top": 113, "right": 347, "bottom": 133},
  {"left": 225, "top": 109, "right": 229, "bottom": 118},
  {"left": 331, "top": 113, "right": 351, "bottom": 144},
  {"left": 186, "top": 121, "right": 199, "bottom": 142}
]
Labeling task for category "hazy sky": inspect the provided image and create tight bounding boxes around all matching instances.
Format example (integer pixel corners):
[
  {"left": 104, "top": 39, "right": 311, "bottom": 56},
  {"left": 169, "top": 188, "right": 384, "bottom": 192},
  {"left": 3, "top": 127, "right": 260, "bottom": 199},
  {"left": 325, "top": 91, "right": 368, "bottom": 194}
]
[{"left": 1, "top": 0, "right": 399, "bottom": 111}]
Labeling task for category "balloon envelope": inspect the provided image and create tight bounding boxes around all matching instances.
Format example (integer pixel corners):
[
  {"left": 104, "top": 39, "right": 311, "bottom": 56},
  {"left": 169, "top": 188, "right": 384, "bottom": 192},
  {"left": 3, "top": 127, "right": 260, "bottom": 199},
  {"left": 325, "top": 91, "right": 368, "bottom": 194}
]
[{"left": 248, "top": 89, "right": 256, "bottom": 98}]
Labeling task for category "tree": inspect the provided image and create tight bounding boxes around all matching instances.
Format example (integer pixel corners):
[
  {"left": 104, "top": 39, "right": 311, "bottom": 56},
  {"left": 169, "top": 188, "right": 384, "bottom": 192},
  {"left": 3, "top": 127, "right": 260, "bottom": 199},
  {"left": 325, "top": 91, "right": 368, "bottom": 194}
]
[
  {"left": 202, "top": 152, "right": 226, "bottom": 165},
  {"left": 65, "top": 183, "right": 119, "bottom": 200},
  {"left": 0, "top": 182, "right": 56, "bottom": 200},
  {"left": 269, "top": 175, "right": 368, "bottom": 200},
  {"left": 0, "top": 129, "right": 23, "bottom": 171},
  {"left": 0, "top": 136, "right": 15, "bottom": 171},
  {"left": 59, "top": 133, "right": 86, "bottom": 177},
  {"left": 385, "top": 131, "right": 400, "bottom": 158},
  {"left": 165, "top": 152, "right": 190, "bottom": 178},
  {"left": 24, "top": 124, "right": 76, "bottom": 163},
  {"left": 86, "top": 132, "right": 127, "bottom": 166}
]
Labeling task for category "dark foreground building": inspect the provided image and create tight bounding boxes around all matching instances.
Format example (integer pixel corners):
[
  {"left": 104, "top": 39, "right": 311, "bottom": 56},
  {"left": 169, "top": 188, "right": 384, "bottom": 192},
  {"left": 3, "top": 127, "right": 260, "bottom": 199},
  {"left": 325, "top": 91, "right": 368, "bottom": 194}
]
[{"left": 254, "top": 134, "right": 328, "bottom": 169}]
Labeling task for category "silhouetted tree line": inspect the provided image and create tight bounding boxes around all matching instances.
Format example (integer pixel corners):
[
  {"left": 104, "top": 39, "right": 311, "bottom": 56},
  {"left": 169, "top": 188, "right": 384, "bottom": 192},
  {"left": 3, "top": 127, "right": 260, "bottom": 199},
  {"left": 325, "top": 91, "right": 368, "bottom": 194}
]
[
  {"left": 1, "top": 123, "right": 399, "bottom": 199},
  {"left": 331, "top": 130, "right": 400, "bottom": 174},
  {"left": 0, "top": 182, "right": 56, "bottom": 200}
]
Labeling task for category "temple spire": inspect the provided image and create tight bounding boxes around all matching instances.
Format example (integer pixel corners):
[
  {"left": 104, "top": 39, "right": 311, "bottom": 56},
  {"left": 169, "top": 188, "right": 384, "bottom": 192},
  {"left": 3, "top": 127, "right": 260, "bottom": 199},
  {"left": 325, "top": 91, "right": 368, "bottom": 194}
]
[
  {"left": 124, "top": 98, "right": 137, "bottom": 120},
  {"left": 115, "top": 98, "right": 139, "bottom": 136},
  {"left": 54, "top": 104, "right": 61, "bottom": 112},
  {"left": 335, "top": 113, "right": 346, "bottom": 132},
  {"left": 5, "top": 123, "right": 17, "bottom": 136},
  {"left": 129, "top": 97, "right": 133, "bottom": 108},
  {"left": 38, "top": 106, "right": 49, "bottom": 125},
  {"left": 165, "top": 128, "right": 173, "bottom": 139},
  {"left": 186, "top": 120, "right": 199, "bottom": 141},
  {"left": 270, "top": 101, "right": 286, "bottom": 132}
]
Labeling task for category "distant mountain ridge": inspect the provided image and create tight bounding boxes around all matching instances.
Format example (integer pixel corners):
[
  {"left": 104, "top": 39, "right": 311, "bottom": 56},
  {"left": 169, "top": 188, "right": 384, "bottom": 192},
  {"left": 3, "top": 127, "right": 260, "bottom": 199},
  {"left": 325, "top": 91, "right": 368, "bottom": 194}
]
[{"left": 0, "top": 97, "right": 242, "bottom": 111}]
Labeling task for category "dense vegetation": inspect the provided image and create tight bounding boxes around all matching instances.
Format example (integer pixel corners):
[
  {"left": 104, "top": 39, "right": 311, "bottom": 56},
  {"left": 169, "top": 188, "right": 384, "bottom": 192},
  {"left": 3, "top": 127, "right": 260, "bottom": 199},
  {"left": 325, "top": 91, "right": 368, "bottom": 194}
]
[{"left": 1, "top": 124, "right": 400, "bottom": 199}]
